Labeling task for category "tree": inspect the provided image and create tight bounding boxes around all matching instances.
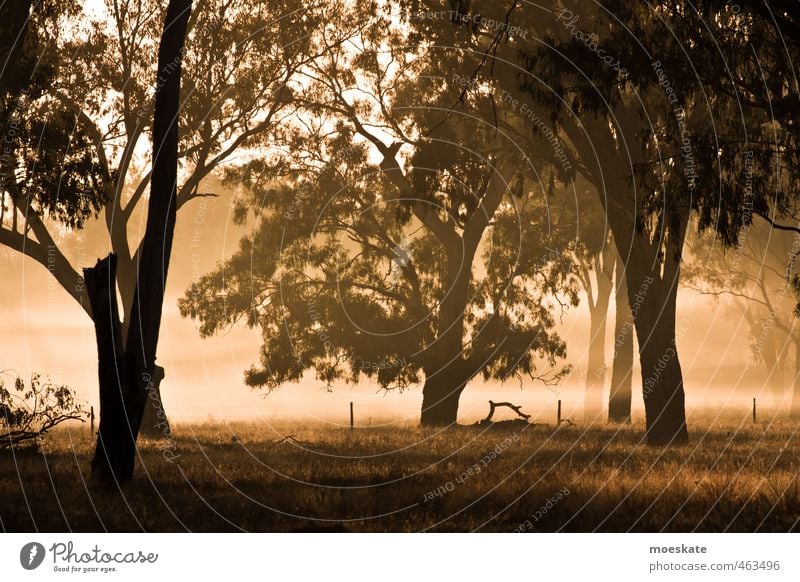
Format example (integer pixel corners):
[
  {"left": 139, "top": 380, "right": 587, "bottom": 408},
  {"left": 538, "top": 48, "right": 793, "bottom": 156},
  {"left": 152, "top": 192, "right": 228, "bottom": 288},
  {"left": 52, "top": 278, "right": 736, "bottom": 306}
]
[
  {"left": 87, "top": 0, "right": 192, "bottom": 485},
  {"left": 455, "top": 0, "right": 703, "bottom": 444},
  {"left": 608, "top": 253, "right": 635, "bottom": 423},
  {"left": 654, "top": 1, "right": 800, "bottom": 416},
  {"left": 0, "top": 0, "right": 328, "bottom": 436},
  {"left": 570, "top": 192, "right": 615, "bottom": 423},
  {"left": 1, "top": 1, "right": 106, "bottom": 259},
  {"left": 180, "top": 6, "right": 579, "bottom": 425}
]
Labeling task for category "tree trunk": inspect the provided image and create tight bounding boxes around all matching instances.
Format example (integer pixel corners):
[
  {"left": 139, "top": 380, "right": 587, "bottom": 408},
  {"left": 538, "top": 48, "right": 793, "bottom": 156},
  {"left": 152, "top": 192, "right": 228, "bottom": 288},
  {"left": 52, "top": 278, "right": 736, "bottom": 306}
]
[
  {"left": 88, "top": 0, "right": 191, "bottom": 484},
  {"left": 138, "top": 364, "right": 171, "bottom": 438},
  {"left": 84, "top": 254, "right": 140, "bottom": 484},
  {"left": 574, "top": 116, "right": 690, "bottom": 445},
  {"left": 608, "top": 257, "right": 634, "bottom": 423},
  {"left": 121, "top": 0, "right": 190, "bottom": 437},
  {"left": 792, "top": 338, "right": 800, "bottom": 419},
  {"left": 633, "top": 280, "right": 688, "bottom": 444},
  {"left": 763, "top": 329, "right": 787, "bottom": 408},
  {"left": 584, "top": 306, "right": 608, "bottom": 423},
  {"left": 420, "top": 372, "right": 464, "bottom": 426},
  {"left": 418, "top": 236, "right": 473, "bottom": 426},
  {"left": 584, "top": 252, "right": 613, "bottom": 423},
  {"left": 117, "top": 258, "right": 172, "bottom": 439}
]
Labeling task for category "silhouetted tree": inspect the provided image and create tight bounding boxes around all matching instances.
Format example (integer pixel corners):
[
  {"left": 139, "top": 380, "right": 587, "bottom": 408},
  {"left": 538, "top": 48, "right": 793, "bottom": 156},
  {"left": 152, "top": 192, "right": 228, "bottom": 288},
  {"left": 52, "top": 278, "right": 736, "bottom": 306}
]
[
  {"left": 87, "top": 0, "right": 192, "bottom": 485},
  {"left": 0, "top": 0, "right": 327, "bottom": 436},
  {"left": 658, "top": 1, "right": 800, "bottom": 416},
  {"left": 180, "top": 6, "right": 579, "bottom": 425},
  {"left": 458, "top": 0, "right": 698, "bottom": 444},
  {"left": 1, "top": 1, "right": 106, "bottom": 247}
]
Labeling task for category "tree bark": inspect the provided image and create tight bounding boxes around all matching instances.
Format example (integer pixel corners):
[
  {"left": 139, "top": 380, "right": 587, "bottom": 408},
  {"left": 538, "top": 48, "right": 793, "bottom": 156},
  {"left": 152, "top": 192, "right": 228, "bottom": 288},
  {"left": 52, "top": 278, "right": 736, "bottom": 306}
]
[
  {"left": 138, "top": 364, "right": 171, "bottom": 438},
  {"left": 584, "top": 250, "right": 613, "bottom": 423},
  {"left": 89, "top": 0, "right": 191, "bottom": 484},
  {"left": 419, "top": 239, "right": 472, "bottom": 426},
  {"left": 84, "top": 254, "right": 139, "bottom": 484},
  {"left": 632, "top": 275, "right": 689, "bottom": 445},
  {"left": 608, "top": 256, "right": 634, "bottom": 423},
  {"left": 420, "top": 371, "right": 464, "bottom": 426},
  {"left": 118, "top": 259, "right": 172, "bottom": 440}
]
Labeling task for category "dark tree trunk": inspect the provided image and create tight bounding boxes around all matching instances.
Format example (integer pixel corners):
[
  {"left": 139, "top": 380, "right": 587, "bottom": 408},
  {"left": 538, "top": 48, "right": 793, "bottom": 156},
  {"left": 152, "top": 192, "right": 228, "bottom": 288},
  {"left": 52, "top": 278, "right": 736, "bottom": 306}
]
[
  {"left": 633, "top": 280, "right": 688, "bottom": 445},
  {"left": 118, "top": 258, "right": 172, "bottom": 439},
  {"left": 419, "top": 242, "right": 472, "bottom": 426},
  {"left": 608, "top": 257, "right": 634, "bottom": 423},
  {"left": 572, "top": 117, "right": 689, "bottom": 445},
  {"left": 84, "top": 255, "right": 140, "bottom": 484},
  {"left": 420, "top": 372, "right": 464, "bottom": 426},
  {"left": 88, "top": 0, "right": 191, "bottom": 484},
  {"left": 138, "top": 365, "right": 171, "bottom": 438},
  {"left": 123, "top": 0, "right": 191, "bottom": 403}
]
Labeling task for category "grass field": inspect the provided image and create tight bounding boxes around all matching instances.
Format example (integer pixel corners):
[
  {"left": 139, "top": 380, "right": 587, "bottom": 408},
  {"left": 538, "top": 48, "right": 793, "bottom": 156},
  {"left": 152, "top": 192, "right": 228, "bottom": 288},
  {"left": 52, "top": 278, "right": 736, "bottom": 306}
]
[{"left": 2, "top": 411, "right": 799, "bottom": 532}]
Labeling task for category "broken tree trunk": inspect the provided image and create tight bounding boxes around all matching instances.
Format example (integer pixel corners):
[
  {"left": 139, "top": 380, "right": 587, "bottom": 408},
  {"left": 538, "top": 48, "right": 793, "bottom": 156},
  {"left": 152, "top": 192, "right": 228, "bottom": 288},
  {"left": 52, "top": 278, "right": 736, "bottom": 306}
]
[
  {"left": 138, "top": 364, "right": 170, "bottom": 439},
  {"left": 88, "top": 0, "right": 192, "bottom": 485},
  {"left": 85, "top": 254, "right": 140, "bottom": 484}
]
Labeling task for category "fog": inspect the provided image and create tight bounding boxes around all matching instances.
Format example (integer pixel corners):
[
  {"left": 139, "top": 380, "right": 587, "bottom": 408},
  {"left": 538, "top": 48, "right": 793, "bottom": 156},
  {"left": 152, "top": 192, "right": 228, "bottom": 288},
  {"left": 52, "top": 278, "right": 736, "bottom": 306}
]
[{"left": 0, "top": 190, "right": 775, "bottom": 425}]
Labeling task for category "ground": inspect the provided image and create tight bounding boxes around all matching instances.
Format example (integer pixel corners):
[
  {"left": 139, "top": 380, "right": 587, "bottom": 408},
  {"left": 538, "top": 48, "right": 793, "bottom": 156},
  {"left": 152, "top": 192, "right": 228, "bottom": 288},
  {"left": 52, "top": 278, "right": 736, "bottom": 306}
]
[{"left": 1, "top": 411, "right": 798, "bottom": 532}]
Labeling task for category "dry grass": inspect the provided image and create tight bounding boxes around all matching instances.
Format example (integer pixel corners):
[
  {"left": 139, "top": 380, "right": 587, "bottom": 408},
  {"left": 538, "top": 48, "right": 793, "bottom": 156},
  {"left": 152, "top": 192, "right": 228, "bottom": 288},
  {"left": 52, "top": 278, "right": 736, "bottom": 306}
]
[{"left": 2, "top": 412, "right": 799, "bottom": 532}]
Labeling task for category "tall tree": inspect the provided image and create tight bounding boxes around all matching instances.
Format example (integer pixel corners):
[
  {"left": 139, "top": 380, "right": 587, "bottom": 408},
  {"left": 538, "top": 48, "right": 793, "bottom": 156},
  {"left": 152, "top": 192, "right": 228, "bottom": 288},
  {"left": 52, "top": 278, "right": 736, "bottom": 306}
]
[
  {"left": 574, "top": 225, "right": 614, "bottom": 423},
  {"left": 180, "top": 6, "right": 579, "bottom": 425},
  {"left": 464, "top": 0, "right": 701, "bottom": 444},
  {"left": 0, "top": 0, "right": 327, "bottom": 436},
  {"left": 88, "top": 0, "right": 192, "bottom": 484},
  {"left": 657, "top": 1, "right": 800, "bottom": 416}
]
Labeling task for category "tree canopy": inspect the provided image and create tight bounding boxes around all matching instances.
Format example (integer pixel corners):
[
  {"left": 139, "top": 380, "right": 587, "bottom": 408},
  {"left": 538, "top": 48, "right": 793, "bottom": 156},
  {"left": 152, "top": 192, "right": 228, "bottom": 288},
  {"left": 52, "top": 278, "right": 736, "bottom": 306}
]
[{"left": 179, "top": 4, "right": 582, "bottom": 424}]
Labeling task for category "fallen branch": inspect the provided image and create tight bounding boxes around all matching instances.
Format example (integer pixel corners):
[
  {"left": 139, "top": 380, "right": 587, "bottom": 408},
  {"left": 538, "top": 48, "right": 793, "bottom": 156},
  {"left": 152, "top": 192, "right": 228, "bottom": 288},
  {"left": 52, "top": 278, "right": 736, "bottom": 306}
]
[{"left": 482, "top": 400, "right": 531, "bottom": 423}]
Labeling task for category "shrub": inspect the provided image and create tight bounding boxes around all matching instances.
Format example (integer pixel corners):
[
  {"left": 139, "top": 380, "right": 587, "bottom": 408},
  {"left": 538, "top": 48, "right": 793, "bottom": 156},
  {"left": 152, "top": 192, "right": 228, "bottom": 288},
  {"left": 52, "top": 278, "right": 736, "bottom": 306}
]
[{"left": 0, "top": 372, "right": 87, "bottom": 449}]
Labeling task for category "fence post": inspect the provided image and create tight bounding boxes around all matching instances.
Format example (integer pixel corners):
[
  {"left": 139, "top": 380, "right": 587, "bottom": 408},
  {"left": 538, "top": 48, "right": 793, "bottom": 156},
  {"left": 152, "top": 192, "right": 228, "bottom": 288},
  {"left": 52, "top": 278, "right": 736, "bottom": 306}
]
[
  {"left": 350, "top": 402, "right": 354, "bottom": 429},
  {"left": 90, "top": 406, "right": 95, "bottom": 434},
  {"left": 753, "top": 398, "right": 756, "bottom": 424},
  {"left": 557, "top": 399, "right": 562, "bottom": 427}
]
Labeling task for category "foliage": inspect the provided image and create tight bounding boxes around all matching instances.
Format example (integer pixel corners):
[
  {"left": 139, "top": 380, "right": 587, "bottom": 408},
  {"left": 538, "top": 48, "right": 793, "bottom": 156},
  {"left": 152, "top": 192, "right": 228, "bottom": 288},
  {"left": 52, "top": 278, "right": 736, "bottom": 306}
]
[
  {"left": 180, "top": 3, "right": 580, "bottom": 396},
  {"left": 0, "top": 1, "right": 108, "bottom": 229},
  {"left": 0, "top": 372, "right": 87, "bottom": 449}
]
